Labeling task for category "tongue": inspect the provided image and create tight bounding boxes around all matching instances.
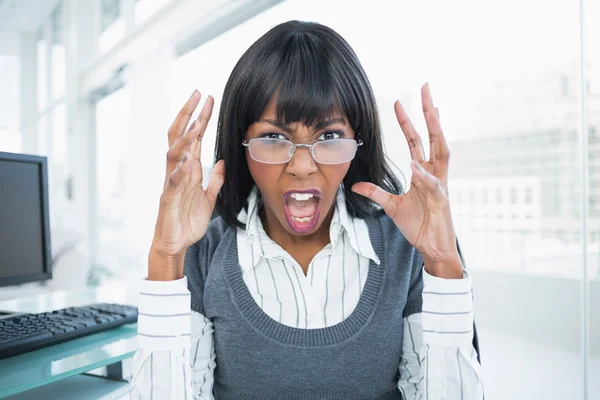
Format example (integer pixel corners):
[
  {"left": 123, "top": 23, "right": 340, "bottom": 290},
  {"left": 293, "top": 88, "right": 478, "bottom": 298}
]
[{"left": 286, "top": 197, "right": 319, "bottom": 218}]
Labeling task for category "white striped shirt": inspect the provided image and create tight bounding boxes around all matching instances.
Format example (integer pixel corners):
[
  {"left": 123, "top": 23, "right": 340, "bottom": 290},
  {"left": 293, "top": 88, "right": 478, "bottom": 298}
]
[
  {"left": 130, "top": 187, "right": 484, "bottom": 399},
  {"left": 239, "top": 186, "right": 379, "bottom": 329}
]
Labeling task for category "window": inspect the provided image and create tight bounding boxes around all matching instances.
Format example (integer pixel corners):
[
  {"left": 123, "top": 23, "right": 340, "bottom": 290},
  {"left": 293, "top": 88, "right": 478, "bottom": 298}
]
[
  {"left": 95, "top": 86, "right": 134, "bottom": 277},
  {"left": 37, "top": 30, "right": 47, "bottom": 110},
  {"left": 0, "top": 56, "right": 20, "bottom": 152},
  {"left": 134, "top": 0, "right": 170, "bottom": 24},
  {"left": 525, "top": 187, "right": 533, "bottom": 203},
  {"left": 99, "top": 0, "right": 125, "bottom": 53},
  {"left": 51, "top": 104, "right": 67, "bottom": 165},
  {"left": 102, "top": 0, "right": 121, "bottom": 31},
  {"left": 51, "top": 2, "right": 66, "bottom": 101},
  {"left": 38, "top": 116, "right": 48, "bottom": 155}
]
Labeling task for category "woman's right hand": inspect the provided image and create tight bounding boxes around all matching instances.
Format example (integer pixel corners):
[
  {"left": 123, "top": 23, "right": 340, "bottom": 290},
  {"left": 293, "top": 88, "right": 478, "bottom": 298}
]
[{"left": 149, "top": 90, "right": 225, "bottom": 280}]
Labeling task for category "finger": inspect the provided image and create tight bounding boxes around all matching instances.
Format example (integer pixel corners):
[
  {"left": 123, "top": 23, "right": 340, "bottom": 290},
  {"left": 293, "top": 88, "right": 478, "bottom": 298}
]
[
  {"left": 205, "top": 159, "right": 226, "bottom": 208},
  {"left": 428, "top": 139, "right": 449, "bottom": 197},
  {"left": 168, "top": 90, "right": 201, "bottom": 147},
  {"left": 411, "top": 159, "right": 446, "bottom": 206},
  {"left": 394, "top": 100, "right": 425, "bottom": 162},
  {"left": 351, "top": 181, "right": 398, "bottom": 216},
  {"left": 165, "top": 117, "right": 205, "bottom": 182},
  {"left": 190, "top": 95, "right": 214, "bottom": 160},
  {"left": 164, "top": 151, "right": 193, "bottom": 196},
  {"left": 421, "top": 84, "right": 450, "bottom": 176}
]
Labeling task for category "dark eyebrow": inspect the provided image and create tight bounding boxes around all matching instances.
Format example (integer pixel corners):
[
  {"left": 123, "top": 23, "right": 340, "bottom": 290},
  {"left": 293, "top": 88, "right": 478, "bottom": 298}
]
[
  {"left": 313, "top": 118, "right": 347, "bottom": 131},
  {"left": 260, "top": 117, "right": 347, "bottom": 132},
  {"left": 261, "top": 119, "right": 293, "bottom": 132}
]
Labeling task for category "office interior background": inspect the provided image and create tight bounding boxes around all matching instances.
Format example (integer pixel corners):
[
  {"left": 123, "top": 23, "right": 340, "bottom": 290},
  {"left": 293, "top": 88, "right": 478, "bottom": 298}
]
[{"left": 0, "top": 0, "right": 598, "bottom": 398}]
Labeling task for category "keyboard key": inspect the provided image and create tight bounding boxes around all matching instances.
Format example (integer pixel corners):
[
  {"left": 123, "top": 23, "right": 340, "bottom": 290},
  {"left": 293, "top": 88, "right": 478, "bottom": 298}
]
[
  {"left": 2, "top": 331, "right": 53, "bottom": 345},
  {"left": 0, "top": 303, "right": 138, "bottom": 359}
]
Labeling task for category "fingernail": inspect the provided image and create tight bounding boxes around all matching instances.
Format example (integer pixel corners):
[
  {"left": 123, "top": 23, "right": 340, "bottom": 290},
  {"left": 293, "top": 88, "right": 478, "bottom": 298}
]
[{"left": 190, "top": 89, "right": 198, "bottom": 99}]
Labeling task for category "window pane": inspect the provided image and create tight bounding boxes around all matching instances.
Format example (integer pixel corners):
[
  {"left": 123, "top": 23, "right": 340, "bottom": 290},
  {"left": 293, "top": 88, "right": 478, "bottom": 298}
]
[
  {"left": 586, "top": 0, "right": 600, "bottom": 397},
  {"left": 0, "top": 130, "right": 21, "bottom": 153},
  {"left": 134, "top": 0, "right": 170, "bottom": 24},
  {"left": 99, "top": 0, "right": 124, "bottom": 53},
  {"left": 102, "top": 0, "right": 121, "bottom": 30},
  {"left": 37, "top": 31, "right": 47, "bottom": 110},
  {"left": 94, "top": 86, "right": 135, "bottom": 284},
  {"left": 51, "top": 2, "right": 66, "bottom": 101},
  {"left": 51, "top": 103, "right": 67, "bottom": 165},
  {"left": 47, "top": 103, "right": 69, "bottom": 225},
  {"left": 38, "top": 116, "right": 48, "bottom": 156},
  {"left": 0, "top": 56, "right": 20, "bottom": 152}
]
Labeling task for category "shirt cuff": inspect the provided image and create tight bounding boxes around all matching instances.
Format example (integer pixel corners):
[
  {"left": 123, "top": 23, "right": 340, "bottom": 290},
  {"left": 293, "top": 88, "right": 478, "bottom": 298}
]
[
  {"left": 421, "top": 267, "right": 474, "bottom": 347},
  {"left": 137, "top": 276, "right": 191, "bottom": 351}
]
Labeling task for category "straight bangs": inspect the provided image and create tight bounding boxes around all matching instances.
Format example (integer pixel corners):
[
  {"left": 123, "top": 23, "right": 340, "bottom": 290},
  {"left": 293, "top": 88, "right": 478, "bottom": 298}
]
[{"left": 241, "top": 31, "right": 366, "bottom": 136}]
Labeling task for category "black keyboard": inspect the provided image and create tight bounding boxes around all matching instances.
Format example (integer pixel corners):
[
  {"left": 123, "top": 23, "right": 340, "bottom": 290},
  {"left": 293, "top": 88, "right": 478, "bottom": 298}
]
[{"left": 0, "top": 303, "right": 138, "bottom": 359}]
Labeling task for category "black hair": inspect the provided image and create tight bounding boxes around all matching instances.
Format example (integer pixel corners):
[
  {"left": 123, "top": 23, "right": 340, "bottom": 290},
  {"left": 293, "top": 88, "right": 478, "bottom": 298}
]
[{"left": 214, "top": 20, "right": 403, "bottom": 228}]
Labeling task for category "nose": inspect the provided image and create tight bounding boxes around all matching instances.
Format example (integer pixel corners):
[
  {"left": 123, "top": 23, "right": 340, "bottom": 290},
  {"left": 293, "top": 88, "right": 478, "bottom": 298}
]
[{"left": 285, "top": 144, "right": 318, "bottom": 179}]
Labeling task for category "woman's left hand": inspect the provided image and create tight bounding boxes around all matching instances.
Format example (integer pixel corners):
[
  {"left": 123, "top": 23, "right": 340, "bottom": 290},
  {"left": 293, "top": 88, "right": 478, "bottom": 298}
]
[{"left": 352, "top": 83, "right": 463, "bottom": 279}]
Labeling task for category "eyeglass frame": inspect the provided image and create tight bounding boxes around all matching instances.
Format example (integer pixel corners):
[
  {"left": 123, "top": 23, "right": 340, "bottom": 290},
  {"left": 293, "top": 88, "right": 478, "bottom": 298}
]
[{"left": 241, "top": 134, "right": 364, "bottom": 165}]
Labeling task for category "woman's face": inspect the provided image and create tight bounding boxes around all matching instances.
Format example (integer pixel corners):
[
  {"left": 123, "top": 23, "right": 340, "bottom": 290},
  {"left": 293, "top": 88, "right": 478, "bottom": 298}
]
[{"left": 245, "top": 96, "right": 354, "bottom": 237}]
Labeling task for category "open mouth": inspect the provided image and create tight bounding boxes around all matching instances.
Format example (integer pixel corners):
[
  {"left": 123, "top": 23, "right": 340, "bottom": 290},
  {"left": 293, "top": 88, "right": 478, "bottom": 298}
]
[{"left": 283, "top": 189, "right": 322, "bottom": 233}]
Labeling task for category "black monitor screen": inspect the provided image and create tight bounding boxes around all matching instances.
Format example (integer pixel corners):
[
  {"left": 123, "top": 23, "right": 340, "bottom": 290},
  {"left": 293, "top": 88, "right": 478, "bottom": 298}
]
[{"left": 0, "top": 153, "right": 51, "bottom": 287}]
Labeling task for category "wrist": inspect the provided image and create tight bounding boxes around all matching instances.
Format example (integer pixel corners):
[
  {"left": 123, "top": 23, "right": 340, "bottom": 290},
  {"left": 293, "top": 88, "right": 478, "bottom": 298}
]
[
  {"left": 148, "top": 246, "right": 186, "bottom": 281},
  {"left": 424, "top": 255, "right": 463, "bottom": 279}
]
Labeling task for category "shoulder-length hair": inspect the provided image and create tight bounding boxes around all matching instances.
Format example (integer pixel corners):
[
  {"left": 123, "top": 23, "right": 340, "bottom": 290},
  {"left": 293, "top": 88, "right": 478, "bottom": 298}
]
[{"left": 214, "top": 20, "right": 403, "bottom": 228}]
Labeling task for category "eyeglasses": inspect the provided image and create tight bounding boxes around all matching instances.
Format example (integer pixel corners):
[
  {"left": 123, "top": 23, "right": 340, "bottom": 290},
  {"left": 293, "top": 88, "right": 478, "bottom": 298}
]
[{"left": 242, "top": 137, "right": 363, "bottom": 165}]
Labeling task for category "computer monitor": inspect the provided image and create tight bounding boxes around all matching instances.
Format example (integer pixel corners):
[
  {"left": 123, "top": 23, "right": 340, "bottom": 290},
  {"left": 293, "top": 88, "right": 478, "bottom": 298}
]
[{"left": 0, "top": 151, "right": 52, "bottom": 287}]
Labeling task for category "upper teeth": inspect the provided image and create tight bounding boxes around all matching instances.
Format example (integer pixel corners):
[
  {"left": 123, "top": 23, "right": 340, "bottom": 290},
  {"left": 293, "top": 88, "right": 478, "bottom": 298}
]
[{"left": 290, "top": 193, "right": 314, "bottom": 201}]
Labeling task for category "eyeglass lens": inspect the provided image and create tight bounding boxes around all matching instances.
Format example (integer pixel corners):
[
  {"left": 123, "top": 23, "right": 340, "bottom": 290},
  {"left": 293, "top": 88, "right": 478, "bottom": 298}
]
[{"left": 248, "top": 139, "right": 357, "bottom": 164}]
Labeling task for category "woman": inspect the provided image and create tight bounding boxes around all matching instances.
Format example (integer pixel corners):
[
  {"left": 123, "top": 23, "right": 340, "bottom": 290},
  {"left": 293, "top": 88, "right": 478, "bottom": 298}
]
[{"left": 130, "top": 20, "right": 484, "bottom": 399}]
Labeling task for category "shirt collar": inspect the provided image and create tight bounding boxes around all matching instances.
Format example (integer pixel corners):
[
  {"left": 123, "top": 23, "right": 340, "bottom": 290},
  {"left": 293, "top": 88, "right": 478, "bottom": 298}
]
[{"left": 236, "top": 185, "right": 380, "bottom": 270}]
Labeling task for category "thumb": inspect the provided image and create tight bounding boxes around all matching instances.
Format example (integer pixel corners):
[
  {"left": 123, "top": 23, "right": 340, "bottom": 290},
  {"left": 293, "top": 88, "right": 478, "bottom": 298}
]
[
  {"left": 206, "top": 159, "right": 225, "bottom": 206},
  {"left": 351, "top": 182, "right": 397, "bottom": 216}
]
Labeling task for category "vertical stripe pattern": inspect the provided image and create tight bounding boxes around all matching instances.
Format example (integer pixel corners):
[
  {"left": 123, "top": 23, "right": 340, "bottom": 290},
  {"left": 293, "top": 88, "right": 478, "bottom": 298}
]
[
  {"left": 182, "top": 348, "right": 187, "bottom": 400},
  {"left": 457, "top": 348, "right": 464, "bottom": 400},
  {"left": 150, "top": 353, "right": 153, "bottom": 400},
  {"left": 237, "top": 187, "right": 378, "bottom": 329},
  {"left": 282, "top": 258, "right": 301, "bottom": 327},
  {"left": 266, "top": 259, "right": 282, "bottom": 322}
]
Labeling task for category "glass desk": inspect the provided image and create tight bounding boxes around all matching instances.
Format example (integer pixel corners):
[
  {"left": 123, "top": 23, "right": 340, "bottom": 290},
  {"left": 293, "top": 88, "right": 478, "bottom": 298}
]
[{"left": 0, "top": 283, "right": 139, "bottom": 398}]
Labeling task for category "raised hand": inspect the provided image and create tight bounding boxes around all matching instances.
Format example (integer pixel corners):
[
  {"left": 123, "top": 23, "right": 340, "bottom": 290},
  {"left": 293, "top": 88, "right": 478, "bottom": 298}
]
[
  {"left": 352, "top": 83, "right": 462, "bottom": 278},
  {"left": 149, "top": 90, "right": 225, "bottom": 280}
]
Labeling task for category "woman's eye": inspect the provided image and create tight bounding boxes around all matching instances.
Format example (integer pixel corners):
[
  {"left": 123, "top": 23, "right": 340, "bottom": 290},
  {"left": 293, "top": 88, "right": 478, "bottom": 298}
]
[
  {"left": 317, "top": 131, "right": 341, "bottom": 141},
  {"left": 260, "top": 132, "right": 288, "bottom": 140}
]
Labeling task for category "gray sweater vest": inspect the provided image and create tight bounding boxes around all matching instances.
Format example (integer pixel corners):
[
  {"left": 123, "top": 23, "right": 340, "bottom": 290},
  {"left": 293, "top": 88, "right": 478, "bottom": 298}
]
[{"left": 184, "top": 212, "right": 424, "bottom": 400}]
